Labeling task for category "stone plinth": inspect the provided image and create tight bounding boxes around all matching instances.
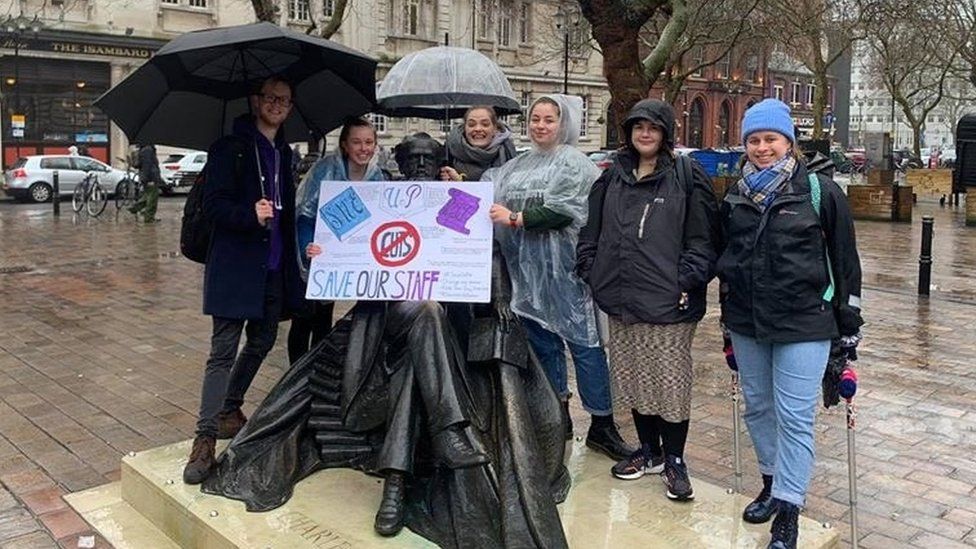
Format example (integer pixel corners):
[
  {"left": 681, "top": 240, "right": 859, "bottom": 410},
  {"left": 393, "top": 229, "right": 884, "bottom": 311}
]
[{"left": 65, "top": 439, "right": 840, "bottom": 548}]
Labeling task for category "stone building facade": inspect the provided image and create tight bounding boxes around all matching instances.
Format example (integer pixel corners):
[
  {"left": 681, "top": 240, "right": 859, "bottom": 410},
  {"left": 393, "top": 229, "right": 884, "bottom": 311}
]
[{"left": 0, "top": 0, "right": 611, "bottom": 168}]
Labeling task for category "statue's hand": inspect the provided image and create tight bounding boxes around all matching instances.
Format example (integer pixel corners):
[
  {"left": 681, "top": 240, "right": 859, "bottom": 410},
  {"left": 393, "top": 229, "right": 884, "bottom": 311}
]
[{"left": 493, "top": 300, "right": 514, "bottom": 334}]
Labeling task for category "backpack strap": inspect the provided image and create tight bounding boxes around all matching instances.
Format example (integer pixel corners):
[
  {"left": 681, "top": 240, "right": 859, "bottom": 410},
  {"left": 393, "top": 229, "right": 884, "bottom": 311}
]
[
  {"left": 676, "top": 154, "right": 694, "bottom": 194},
  {"left": 808, "top": 173, "right": 835, "bottom": 303}
]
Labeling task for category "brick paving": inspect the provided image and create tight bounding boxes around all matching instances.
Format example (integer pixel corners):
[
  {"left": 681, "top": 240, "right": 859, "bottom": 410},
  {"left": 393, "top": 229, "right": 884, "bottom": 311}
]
[{"left": 0, "top": 196, "right": 975, "bottom": 547}]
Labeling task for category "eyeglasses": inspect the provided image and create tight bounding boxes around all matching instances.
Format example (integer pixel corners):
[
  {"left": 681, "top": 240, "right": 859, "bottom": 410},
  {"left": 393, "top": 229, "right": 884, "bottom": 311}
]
[{"left": 258, "top": 94, "right": 293, "bottom": 107}]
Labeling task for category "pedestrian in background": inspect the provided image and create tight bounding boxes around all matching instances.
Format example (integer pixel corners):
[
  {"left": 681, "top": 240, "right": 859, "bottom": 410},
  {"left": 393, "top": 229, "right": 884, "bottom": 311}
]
[
  {"left": 717, "top": 98, "right": 863, "bottom": 549},
  {"left": 439, "top": 105, "right": 516, "bottom": 182},
  {"left": 576, "top": 99, "right": 719, "bottom": 501},
  {"left": 289, "top": 117, "right": 386, "bottom": 363},
  {"left": 487, "top": 94, "right": 634, "bottom": 462},
  {"left": 183, "top": 76, "right": 305, "bottom": 485},
  {"left": 129, "top": 143, "right": 162, "bottom": 223}
]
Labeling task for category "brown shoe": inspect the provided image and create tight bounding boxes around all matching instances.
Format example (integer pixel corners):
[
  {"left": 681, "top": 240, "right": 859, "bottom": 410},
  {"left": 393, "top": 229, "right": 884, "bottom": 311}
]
[
  {"left": 216, "top": 409, "right": 247, "bottom": 439},
  {"left": 182, "top": 435, "right": 216, "bottom": 485}
]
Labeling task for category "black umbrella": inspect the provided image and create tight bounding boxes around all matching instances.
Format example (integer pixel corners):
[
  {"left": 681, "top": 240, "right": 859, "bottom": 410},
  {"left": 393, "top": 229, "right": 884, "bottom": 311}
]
[{"left": 95, "top": 22, "right": 377, "bottom": 151}]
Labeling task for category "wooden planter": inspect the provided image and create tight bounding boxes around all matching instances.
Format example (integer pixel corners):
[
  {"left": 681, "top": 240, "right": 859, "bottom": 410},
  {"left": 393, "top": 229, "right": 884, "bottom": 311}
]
[{"left": 847, "top": 184, "right": 913, "bottom": 223}]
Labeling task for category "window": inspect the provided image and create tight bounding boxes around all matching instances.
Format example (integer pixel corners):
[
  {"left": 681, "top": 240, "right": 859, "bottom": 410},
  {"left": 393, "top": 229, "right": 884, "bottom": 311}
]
[
  {"left": 580, "top": 95, "right": 589, "bottom": 138},
  {"left": 187, "top": 0, "right": 206, "bottom": 7},
  {"left": 371, "top": 113, "right": 388, "bottom": 133},
  {"left": 790, "top": 82, "right": 801, "bottom": 105},
  {"left": 715, "top": 54, "right": 730, "bottom": 79},
  {"left": 161, "top": 0, "right": 178, "bottom": 3},
  {"left": 774, "top": 85, "right": 783, "bottom": 101},
  {"left": 403, "top": 0, "right": 421, "bottom": 36},
  {"left": 805, "top": 84, "right": 815, "bottom": 106},
  {"left": 690, "top": 47, "right": 704, "bottom": 77},
  {"left": 324, "top": 0, "right": 336, "bottom": 17},
  {"left": 478, "top": 0, "right": 493, "bottom": 40},
  {"left": 40, "top": 157, "right": 72, "bottom": 170},
  {"left": 498, "top": 1, "right": 513, "bottom": 46},
  {"left": 520, "top": 91, "right": 531, "bottom": 137},
  {"left": 518, "top": 2, "right": 531, "bottom": 43},
  {"left": 289, "top": 0, "right": 310, "bottom": 21},
  {"left": 745, "top": 55, "right": 759, "bottom": 82}
]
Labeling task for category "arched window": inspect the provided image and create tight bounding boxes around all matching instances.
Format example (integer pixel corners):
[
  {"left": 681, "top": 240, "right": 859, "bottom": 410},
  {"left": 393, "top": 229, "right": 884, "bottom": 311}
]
[
  {"left": 719, "top": 101, "right": 733, "bottom": 147},
  {"left": 689, "top": 97, "right": 705, "bottom": 148}
]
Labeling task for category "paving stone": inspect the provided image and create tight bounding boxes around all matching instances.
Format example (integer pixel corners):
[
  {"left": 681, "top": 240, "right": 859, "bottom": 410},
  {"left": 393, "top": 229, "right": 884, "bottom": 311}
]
[
  {"left": 0, "top": 509, "right": 42, "bottom": 543},
  {"left": 38, "top": 508, "right": 88, "bottom": 541}
]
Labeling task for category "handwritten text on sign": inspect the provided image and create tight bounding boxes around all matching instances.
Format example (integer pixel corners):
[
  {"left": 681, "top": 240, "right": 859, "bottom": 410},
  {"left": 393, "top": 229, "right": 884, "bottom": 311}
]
[{"left": 306, "top": 181, "right": 494, "bottom": 303}]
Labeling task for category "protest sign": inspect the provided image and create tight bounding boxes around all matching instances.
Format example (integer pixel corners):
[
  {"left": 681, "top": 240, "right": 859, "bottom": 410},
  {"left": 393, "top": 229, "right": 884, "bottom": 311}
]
[{"left": 306, "top": 181, "right": 493, "bottom": 303}]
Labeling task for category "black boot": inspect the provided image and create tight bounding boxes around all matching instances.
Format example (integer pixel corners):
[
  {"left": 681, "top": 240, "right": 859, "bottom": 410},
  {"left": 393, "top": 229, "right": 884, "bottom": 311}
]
[
  {"left": 585, "top": 415, "right": 637, "bottom": 461},
  {"left": 431, "top": 425, "right": 489, "bottom": 469},
  {"left": 374, "top": 472, "right": 406, "bottom": 537},
  {"left": 743, "top": 474, "right": 778, "bottom": 524},
  {"left": 767, "top": 499, "right": 800, "bottom": 549},
  {"left": 561, "top": 400, "right": 573, "bottom": 440}
]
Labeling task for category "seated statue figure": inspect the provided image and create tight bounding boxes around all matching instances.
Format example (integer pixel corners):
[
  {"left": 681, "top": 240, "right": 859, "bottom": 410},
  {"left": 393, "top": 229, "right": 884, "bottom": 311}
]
[{"left": 202, "top": 133, "right": 571, "bottom": 548}]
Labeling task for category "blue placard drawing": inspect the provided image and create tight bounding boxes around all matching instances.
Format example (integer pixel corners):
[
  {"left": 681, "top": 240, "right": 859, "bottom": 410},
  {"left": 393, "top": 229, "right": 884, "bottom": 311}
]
[{"left": 319, "top": 186, "right": 371, "bottom": 240}]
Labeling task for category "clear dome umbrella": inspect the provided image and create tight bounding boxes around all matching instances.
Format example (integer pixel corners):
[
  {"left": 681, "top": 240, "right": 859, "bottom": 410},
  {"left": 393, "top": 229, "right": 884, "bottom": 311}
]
[{"left": 377, "top": 46, "right": 520, "bottom": 119}]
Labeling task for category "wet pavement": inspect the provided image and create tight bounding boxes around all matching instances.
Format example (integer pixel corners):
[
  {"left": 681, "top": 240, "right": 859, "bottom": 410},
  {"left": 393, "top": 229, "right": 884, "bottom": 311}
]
[{"left": 0, "top": 196, "right": 975, "bottom": 547}]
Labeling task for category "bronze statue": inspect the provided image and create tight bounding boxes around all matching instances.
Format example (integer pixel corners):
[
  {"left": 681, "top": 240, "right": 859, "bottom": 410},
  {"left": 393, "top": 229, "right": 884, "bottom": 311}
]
[{"left": 203, "top": 133, "right": 570, "bottom": 548}]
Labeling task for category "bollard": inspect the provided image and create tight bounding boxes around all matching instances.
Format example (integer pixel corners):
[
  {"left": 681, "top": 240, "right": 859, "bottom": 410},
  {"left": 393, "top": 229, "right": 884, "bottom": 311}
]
[
  {"left": 918, "top": 215, "right": 934, "bottom": 295},
  {"left": 52, "top": 170, "right": 60, "bottom": 216}
]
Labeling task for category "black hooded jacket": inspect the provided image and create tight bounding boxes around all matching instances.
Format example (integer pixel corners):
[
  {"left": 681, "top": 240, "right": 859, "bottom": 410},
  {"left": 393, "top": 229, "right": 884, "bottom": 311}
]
[
  {"left": 717, "top": 163, "right": 863, "bottom": 342},
  {"left": 576, "top": 99, "right": 720, "bottom": 324}
]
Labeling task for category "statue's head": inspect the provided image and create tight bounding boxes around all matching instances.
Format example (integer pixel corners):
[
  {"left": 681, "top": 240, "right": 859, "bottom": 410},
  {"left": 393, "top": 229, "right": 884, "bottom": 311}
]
[{"left": 394, "top": 132, "right": 443, "bottom": 180}]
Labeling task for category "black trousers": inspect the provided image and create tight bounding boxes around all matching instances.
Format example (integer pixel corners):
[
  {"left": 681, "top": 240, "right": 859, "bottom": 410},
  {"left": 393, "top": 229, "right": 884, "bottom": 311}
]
[{"left": 195, "top": 271, "right": 282, "bottom": 437}]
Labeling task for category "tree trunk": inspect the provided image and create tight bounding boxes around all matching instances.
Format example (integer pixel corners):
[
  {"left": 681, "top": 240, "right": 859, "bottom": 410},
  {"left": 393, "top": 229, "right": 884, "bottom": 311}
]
[
  {"left": 811, "top": 57, "right": 829, "bottom": 140},
  {"left": 581, "top": 0, "right": 654, "bottom": 146},
  {"left": 320, "top": 0, "right": 349, "bottom": 39},
  {"left": 250, "top": 0, "right": 276, "bottom": 23}
]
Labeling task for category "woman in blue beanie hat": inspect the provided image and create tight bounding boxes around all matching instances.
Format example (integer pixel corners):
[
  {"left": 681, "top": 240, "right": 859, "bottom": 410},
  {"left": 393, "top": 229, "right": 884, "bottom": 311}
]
[{"left": 716, "top": 98, "right": 864, "bottom": 549}]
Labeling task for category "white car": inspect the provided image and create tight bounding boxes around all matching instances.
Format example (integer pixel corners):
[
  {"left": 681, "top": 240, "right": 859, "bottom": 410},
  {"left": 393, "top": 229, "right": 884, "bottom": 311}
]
[
  {"left": 2, "top": 155, "right": 135, "bottom": 203},
  {"left": 160, "top": 151, "right": 207, "bottom": 193}
]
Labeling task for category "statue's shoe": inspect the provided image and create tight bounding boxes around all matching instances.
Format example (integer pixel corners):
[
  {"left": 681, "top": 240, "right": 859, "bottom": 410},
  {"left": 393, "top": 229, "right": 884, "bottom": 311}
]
[
  {"left": 432, "top": 425, "right": 489, "bottom": 469},
  {"left": 374, "top": 473, "right": 406, "bottom": 537}
]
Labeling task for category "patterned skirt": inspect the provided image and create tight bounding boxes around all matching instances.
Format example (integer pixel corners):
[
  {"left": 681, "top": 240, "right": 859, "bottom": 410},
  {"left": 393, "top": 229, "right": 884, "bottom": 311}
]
[{"left": 606, "top": 318, "right": 697, "bottom": 423}]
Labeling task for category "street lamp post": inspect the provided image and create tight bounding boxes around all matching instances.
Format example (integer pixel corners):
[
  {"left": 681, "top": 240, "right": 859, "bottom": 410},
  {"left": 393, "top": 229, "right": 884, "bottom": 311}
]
[
  {"left": 555, "top": 6, "right": 579, "bottom": 95},
  {"left": 1, "top": 15, "right": 42, "bottom": 163}
]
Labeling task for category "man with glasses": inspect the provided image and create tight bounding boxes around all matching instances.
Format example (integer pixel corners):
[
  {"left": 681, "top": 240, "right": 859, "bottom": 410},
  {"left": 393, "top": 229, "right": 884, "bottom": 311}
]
[{"left": 183, "top": 76, "right": 305, "bottom": 484}]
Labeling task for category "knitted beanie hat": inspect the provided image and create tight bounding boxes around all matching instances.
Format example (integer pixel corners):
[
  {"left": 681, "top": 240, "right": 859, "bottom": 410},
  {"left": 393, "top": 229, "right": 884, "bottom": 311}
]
[{"left": 741, "top": 99, "right": 795, "bottom": 144}]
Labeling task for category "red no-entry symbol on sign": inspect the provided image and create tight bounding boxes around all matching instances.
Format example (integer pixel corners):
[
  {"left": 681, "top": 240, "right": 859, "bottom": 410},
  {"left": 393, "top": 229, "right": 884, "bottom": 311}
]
[{"left": 370, "top": 221, "right": 421, "bottom": 267}]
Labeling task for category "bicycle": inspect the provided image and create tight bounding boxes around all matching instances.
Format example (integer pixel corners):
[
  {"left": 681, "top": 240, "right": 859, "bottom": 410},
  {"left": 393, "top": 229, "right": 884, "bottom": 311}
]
[
  {"left": 72, "top": 171, "right": 109, "bottom": 217},
  {"left": 114, "top": 156, "right": 142, "bottom": 211}
]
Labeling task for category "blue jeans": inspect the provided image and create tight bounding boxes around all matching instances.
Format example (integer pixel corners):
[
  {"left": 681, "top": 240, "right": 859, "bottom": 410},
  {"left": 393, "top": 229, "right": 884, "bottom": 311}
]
[
  {"left": 729, "top": 331, "right": 830, "bottom": 507},
  {"left": 521, "top": 317, "right": 612, "bottom": 415}
]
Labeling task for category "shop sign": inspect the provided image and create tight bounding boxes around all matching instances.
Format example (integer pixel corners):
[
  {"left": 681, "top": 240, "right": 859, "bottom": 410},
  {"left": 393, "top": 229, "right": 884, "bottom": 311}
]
[
  {"left": 792, "top": 116, "right": 815, "bottom": 128},
  {"left": 1, "top": 37, "right": 155, "bottom": 59},
  {"left": 11, "top": 114, "right": 24, "bottom": 137}
]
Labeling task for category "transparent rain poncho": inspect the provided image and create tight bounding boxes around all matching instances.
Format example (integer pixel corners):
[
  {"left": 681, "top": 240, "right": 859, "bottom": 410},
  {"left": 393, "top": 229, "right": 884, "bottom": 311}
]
[{"left": 487, "top": 94, "right": 603, "bottom": 347}]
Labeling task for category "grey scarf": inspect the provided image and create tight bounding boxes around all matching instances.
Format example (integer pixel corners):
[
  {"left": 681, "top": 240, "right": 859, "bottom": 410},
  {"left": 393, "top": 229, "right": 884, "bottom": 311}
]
[{"left": 446, "top": 123, "right": 517, "bottom": 181}]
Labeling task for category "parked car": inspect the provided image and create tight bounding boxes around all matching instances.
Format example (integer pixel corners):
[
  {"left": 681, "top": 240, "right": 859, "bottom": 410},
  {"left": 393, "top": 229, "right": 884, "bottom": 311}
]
[
  {"left": 160, "top": 151, "right": 207, "bottom": 194},
  {"left": 940, "top": 147, "right": 956, "bottom": 168},
  {"left": 588, "top": 150, "right": 618, "bottom": 170},
  {"left": 2, "top": 155, "right": 135, "bottom": 203},
  {"left": 158, "top": 153, "right": 185, "bottom": 186}
]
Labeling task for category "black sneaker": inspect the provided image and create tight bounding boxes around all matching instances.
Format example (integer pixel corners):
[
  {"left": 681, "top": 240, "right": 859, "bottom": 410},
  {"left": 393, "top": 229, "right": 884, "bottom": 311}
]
[
  {"left": 585, "top": 421, "right": 637, "bottom": 461},
  {"left": 611, "top": 448, "right": 650, "bottom": 480},
  {"left": 767, "top": 500, "right": 800, "bottom": 549},
  {"left": 661, "top": 454, "right": 694, "bottom": 501}
]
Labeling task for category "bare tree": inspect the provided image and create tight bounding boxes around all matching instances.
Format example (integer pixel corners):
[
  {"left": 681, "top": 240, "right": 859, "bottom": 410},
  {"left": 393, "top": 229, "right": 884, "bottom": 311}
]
[
  {"left": 643, "top": 0, "right": 762, "bottom": 104},
  {"left": 757, "top": 0, "right": 870, "bottom": 139},
  {"left": 250, "top": 0, "right": 350, "bottom": 38},
  {"left": 577, "top": 0, "right": 690, "bottom": 135},
  {"left": 863, "top": 0, "right": 961, "bottom": 159},
  {"left": 942, "top": 0, "right": 976, "bottom": 87}
]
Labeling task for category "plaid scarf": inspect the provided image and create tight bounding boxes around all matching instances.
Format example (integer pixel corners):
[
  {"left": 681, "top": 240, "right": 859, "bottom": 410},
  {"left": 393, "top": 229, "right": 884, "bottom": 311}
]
[{"left": 737, "top": 155, "right": 797, "bottom": 209}]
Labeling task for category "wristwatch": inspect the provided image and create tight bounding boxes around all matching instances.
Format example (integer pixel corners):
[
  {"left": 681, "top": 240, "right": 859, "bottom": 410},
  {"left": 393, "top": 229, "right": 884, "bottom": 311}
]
[{"left": 508, "top": 211, "right": 519, "bottom": 228}]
